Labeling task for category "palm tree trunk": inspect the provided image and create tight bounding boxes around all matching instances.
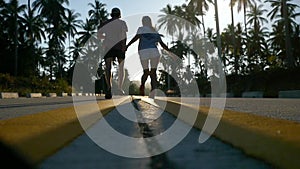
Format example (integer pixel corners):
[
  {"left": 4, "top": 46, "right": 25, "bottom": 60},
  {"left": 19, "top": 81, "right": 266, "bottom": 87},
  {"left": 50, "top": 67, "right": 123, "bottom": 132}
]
[
  {"left": 230, "top": 0, "right": 238, "bottom": 74},
  {"left": 282, "top": 0, "right": 294, "bottom": 67},
  {"left": 14, "top": 12, "right": 18, "bottom": 76},
  {"left": 202, "top": 15, "right": 206, "bottom": 38},
  {"left": 244, "top": 6, "right": 247, "bottom": 36},
  {"left": 214, "top": 0, "right": 222, "bottom": 63}
]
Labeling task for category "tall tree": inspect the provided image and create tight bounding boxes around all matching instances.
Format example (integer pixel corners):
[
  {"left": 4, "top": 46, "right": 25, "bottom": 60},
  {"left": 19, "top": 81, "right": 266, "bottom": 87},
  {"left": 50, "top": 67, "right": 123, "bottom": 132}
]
[
  {"left": 266, "top": 0, "right": 300, "bottom": 67},
  {"left": 33, "top": 0, "right": 70, "bottom": 79},
  {"left": 158, "top": 4, "right": 179, "bottom": 39},
  {"left": 232, "top": 0, "right": 256, "bottom": 35},
  {"left": 187, "top": 0, "right": 212, "bottom": 37},
  {"left": 19, "top": 1, "right": 45, "bottom": 76},
  {"left": 247, "top": 3, "right": 268, "bottom": 29},
  {"left": 3, "top": 0, "right": 26, "bottom": 76},
  {"left": 88, "top": 0, "right": 108, "bottom": 28},
  {"left": 245, "top": 3, "right": 269, "bottom": 71},
  {"left": 65, "top": 9, "right": 81, "bottom": 55}
]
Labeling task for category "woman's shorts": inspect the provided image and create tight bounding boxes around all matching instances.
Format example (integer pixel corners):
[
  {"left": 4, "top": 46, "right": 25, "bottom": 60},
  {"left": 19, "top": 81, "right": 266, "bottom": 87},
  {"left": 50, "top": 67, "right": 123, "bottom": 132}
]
[{"left": 138, "top": 48, "right": 160, "bottom": 60}]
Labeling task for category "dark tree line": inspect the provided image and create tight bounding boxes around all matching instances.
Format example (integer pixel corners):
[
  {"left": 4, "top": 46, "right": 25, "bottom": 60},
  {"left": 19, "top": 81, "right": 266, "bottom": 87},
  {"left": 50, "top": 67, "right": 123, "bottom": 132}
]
[{"left": 0, "top": 0, "right": 299, "bottom": 95}]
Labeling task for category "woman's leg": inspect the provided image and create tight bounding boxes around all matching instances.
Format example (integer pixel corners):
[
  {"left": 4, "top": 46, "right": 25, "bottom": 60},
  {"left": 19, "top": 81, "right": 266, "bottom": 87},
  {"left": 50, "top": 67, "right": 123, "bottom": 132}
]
[
  {"left": 140, "top": 59, "right": 150, "bottom": 86},
  {"left": 149, "top": 57, "right": 160, "bottom": 91},
  {"left": 140, "top": 59, "right": 150, "bottom": 96}
]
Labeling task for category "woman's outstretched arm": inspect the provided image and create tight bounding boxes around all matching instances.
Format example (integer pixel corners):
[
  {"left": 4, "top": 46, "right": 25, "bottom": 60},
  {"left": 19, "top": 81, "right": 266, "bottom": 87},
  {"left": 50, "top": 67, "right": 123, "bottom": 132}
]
[
  {"left": 159, "top": 40, "right": 170, "bottom": 51},
  {"left": 126, "top": 34, "right": 140, "bottom": 49},
  {"left": 159, "top": 40, "right": 177, "bottom": 60}
]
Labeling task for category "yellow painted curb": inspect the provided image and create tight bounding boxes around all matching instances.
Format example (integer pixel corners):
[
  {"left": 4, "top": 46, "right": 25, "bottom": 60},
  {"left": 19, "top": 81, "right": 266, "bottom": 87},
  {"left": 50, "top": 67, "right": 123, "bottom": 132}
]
[
  {"left": 0, "top": 96, "right": 131, "bottom": 166},
  {"left": 154, "top": 98, "right": 300, "bottom": 169}
]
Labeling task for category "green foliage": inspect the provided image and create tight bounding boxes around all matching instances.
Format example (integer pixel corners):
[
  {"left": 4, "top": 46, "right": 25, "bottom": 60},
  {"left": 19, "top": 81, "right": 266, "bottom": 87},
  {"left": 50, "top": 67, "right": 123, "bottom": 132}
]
[
  {"left": 129, "top": 82, "right": 139, "bottom": 95},
  {"left": 0, "top": 74, "right": 72, "bottom": 96},
  {"left": 226, "top": 67, "right": 300, "bottom": 97}
]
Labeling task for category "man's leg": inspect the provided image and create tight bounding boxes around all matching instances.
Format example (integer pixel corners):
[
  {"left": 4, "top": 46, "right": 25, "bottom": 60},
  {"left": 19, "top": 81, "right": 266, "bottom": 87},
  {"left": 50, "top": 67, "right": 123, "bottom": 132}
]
[
  {"left": 117, "top": 57, "right": 125, "bottom": 94},
  {"left": 105, "top": 57, "right": 113, "bottom": 99}
]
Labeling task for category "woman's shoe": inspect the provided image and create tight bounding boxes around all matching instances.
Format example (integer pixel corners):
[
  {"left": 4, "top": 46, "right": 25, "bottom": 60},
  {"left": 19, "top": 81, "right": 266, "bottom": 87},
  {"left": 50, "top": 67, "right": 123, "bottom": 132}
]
[
  {"left": 116, "top": 89, "right": 125, "bottom": 95},
  {"left": 149, "top": 90, "right": 155, "bottom": 99}
]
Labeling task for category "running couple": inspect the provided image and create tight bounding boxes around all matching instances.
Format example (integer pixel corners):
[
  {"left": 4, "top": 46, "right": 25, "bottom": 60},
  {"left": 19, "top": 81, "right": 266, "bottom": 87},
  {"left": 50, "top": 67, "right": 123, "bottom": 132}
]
[{"left": 98, "top": 7, "right": 174, "bottom": 99}]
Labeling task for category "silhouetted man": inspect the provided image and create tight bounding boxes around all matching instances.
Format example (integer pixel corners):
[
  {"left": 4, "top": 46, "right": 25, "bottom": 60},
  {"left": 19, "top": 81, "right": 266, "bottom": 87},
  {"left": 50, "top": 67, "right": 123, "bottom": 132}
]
[{"left": 98, "top": 7, "right": 127, "bottom": 99}]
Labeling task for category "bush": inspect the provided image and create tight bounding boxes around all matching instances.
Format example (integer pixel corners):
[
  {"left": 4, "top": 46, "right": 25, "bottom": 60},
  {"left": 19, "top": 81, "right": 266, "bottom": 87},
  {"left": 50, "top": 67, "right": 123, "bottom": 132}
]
[
  {"left": 226, "top": 67, "right": 300, "bottom": 97},
  {"left": 0, "top": 74, "right": 72, "bottom": 96}
]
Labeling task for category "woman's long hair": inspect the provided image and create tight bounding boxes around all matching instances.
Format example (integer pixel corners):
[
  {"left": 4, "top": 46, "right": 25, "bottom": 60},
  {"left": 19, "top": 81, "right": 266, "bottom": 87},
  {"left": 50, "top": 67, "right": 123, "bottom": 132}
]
[{"left": 142, "top": 16, "right": 156, "bottom": 32}]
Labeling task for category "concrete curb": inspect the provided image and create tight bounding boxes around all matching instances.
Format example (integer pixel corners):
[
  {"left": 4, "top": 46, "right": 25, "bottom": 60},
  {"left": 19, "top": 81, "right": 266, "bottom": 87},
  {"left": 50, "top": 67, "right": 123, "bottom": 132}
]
[
  {"left": 46, "top": 93, "right": 57, "bottom": 97},
  {"left": 0, "top": 92, "right": 19, "bottom": 99},
  {"left": 242, "top": 91, "right": 263, "bottom": 98},
  {"left": 0, "top": 96, "right": 131, "bottom": 166},
  {"left": 26, "top": 93, "right": 43, "bottom": 98},
  {"left": 153, "top": 97, "right": 300, "bottom": 169},
  {"left": 279, "top": 90, "right": 300, "bottom": 98},
  {"left": 58, "top": 93, "right": 68, "bottom": 97}
]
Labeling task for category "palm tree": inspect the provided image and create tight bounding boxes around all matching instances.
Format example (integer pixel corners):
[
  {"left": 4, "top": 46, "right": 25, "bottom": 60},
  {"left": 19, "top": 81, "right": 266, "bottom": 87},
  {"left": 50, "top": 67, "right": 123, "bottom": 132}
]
[
  {"left": 266, "top": 0, "right": 300, "bottom": 67},
  {"left": 69, "top": 39, "right": 81, "bottom": 64},
  {"left": 158, "top": 4, "right": 180, "bottom": 89},
  {"left": 65, "top": 9, "right": 82, "bottom": 55},
  {"left": 78, "top": 18, "right": 97, "bottom": 46},
  {"left": 3, "top": 0, "right": 26, "bottom": 76},
  {"left": 33, "top": 0, "right": 70, "bottom": 79},
  {"left": 88, "top": 0, "right": 108, "bottom": 28},
  {"left": 246, "top": 24, "right": 269, "bottom": 72},
  {"left": 228, "top": 0, "right": 237, "bottom": 75},
  {"left": 245, "top": 3, "right": 269, "bottom": 71},
  {"left": 268, "top": 22, "right": 285, "bottom": 67},
  {"left": 247, "top": 3, "right": 268, "bottom": 29},
  {"left": 187, "top": 0, "right": 212, "bottom": 37},
  {"left": 213, "top": 0, "right": 222, "bottom": 63},
  {"left": 19, "top": 1, "right": 45, "bottom": 76},
  {"left": 179, "top": 4, "right": 201, "bottom": 35},
  {"left": 158, "top": 4, "right": 179, "bottom": 39},
  {"left": 21, "top": 1, "right": 45, "bottom": 44},
  {"left": 232, "top": 0, "right": 256, "bottom": 35}
]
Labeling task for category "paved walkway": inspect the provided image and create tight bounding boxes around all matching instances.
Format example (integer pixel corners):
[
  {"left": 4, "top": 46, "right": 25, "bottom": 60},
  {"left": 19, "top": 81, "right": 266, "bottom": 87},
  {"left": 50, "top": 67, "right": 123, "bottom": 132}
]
[
  {"left": 40, "top": 99, "right": 272, "bottom": 169},
  {"left": 1, "top": 96, "right": 299, "bottom": 169},
  {"left": 199, "top": 98, "right": 300, "bottom": 123},
  {"left": 0, "top": 96, "right": 104, "bottom": 120},
  {"left": 1, "top": 97, "right": 299, "bottom": 122}
]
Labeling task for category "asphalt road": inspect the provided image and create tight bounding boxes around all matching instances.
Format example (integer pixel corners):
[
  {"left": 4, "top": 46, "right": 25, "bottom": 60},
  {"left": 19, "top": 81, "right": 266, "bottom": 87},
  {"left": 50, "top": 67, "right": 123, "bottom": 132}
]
[
  {"left": 40, "top": 100, "right": 272, "bottom": 169},
  {"left": 1, "top": 96, "right": 299, "bottom": 122},
  {"left": 163, "top": 97, "right": 300, "bottom": 123},
  {"left": 0, "top": 96, "right": 103, "bottom": 120}
]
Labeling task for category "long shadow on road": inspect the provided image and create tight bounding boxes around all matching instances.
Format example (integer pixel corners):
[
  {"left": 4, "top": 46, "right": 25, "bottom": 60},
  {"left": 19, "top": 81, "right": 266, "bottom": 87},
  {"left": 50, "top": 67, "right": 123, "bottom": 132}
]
[{"left": 40, "top": 99, "right": 273, "bottom": 169}]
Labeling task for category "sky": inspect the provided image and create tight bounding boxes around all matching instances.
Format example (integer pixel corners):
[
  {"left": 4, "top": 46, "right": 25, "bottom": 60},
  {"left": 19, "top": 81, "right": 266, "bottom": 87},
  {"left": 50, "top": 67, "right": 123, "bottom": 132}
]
[
  {"left": 13, "top": 0, "right": 253, "bottom": 31},
  {"left": 70, "top": 0, "right": 241, "bottom": 31},
  {"left": 16, "top": 0, "right": 300, "bottom": 80},
  {"left": 16, "top": 0, "right": 299, "bottom": 37},
  {"left": 14, "top": 0, "right": 300, "bottom": 43}
]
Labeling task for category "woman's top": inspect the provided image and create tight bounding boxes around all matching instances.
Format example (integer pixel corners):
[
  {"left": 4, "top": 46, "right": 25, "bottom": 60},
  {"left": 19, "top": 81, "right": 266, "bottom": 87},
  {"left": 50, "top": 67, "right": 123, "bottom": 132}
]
[{"left": 136, "top": 26, "right": 162, "bottom": 51}]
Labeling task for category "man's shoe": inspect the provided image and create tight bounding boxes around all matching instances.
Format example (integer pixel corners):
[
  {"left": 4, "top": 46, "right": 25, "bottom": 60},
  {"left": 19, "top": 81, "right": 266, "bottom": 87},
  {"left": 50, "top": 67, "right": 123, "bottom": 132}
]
[
  {"left": 105, "top": 93, "right": 112, "bottom": 99},
  {"left": 139, "top": 85, "right": 145, "bottom": 96},
  {"left": 105, "top": 89, "right": 112, "bottom": 99}
]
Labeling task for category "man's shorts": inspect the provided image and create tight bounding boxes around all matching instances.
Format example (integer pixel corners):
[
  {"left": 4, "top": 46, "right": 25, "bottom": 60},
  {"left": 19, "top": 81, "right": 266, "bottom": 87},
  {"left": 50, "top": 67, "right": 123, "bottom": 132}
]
[{"left": 104, "top": 49, "right": 125, "bottom": 60}]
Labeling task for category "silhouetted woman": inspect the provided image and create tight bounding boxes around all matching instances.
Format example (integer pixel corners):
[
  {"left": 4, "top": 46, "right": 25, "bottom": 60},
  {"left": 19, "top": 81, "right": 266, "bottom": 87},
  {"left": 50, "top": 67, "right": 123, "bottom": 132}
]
[{"left": 126, "top": 16, "right": 173, "bottom": 98}]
